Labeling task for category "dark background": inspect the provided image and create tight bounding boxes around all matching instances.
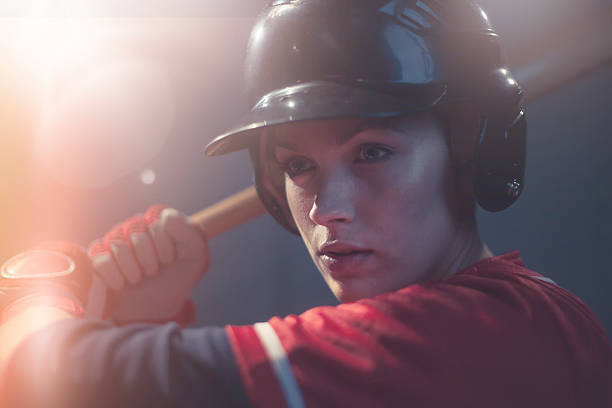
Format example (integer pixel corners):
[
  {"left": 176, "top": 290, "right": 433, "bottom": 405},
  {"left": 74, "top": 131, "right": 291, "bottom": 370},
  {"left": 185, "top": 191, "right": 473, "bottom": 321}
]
[{"left": 0, "top": 0, "right": 610, "bottom": 335}]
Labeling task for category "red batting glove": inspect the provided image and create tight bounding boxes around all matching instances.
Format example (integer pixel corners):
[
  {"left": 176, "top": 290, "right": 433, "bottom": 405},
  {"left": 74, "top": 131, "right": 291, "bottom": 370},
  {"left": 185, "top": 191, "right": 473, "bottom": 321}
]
[
  {"left": 89, "top": 205, "right": 208, "bottom": 327},
  {"left": 0, "top": 242, "right": 104, "bottom": 323}
]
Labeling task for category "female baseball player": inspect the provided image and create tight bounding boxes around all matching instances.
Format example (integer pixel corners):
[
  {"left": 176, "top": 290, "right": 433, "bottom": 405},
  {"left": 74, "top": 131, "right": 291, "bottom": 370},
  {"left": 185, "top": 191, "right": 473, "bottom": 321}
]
[{"left": 1, "top": 1, "right": 611, "bottom": 407}]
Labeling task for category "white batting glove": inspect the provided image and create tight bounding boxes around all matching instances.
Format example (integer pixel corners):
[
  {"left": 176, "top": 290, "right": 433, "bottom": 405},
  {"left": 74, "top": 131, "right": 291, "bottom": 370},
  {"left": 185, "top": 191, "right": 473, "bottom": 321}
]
[{"left": 88, "top": 205, "right": 209, "bottom": 326}]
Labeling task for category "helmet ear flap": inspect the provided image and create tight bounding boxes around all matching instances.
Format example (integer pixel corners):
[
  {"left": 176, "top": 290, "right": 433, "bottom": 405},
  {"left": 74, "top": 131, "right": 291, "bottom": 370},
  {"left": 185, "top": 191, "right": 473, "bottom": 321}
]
[
  {"left": 440, "top": 100, "right": 526, "bottom": 213},
  {"left": 447, "top": 65, "right": 527, "bottom": 213},
  {"left": 474, "top": 111, "right": 527, "bottom": 212},
  {"left": 248, "top": 135, "right": 301, "bottom": 235}
]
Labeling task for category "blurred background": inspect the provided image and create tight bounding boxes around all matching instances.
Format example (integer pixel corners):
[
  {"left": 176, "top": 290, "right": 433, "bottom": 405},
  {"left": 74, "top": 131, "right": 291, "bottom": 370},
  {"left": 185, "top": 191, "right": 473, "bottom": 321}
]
[{"left": 0, "top": 0, "right": 610, "bottom": 335}]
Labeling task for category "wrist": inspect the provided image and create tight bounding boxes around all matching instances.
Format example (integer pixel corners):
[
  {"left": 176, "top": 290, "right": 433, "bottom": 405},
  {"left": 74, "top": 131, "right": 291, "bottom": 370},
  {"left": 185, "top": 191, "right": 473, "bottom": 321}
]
[{"left": 1, "top": 294, "right": 84, "bottom": 324}]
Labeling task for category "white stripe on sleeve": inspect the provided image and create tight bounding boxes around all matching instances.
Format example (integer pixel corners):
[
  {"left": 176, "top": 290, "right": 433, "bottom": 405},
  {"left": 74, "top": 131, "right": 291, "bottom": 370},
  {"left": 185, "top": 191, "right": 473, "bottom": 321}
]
[
  {"left": 253, "top": 322, "right": 306, "bottom": 408},
  {"left": 531, "top": 275, "right": 558, "bottom": 286}
]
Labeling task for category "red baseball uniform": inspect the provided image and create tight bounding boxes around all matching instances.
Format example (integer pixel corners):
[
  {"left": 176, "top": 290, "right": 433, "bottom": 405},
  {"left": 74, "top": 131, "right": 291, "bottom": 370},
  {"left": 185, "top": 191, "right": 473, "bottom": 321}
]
[{"left": 228, "top": 252, "right": 612, "bottom": 407}]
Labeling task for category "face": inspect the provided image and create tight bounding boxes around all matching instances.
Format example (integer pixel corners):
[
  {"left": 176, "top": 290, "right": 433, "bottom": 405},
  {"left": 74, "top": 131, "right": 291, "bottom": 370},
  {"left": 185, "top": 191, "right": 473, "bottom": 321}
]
[{"left": 270, "top": 113, "right": 465, "bottom": 303}]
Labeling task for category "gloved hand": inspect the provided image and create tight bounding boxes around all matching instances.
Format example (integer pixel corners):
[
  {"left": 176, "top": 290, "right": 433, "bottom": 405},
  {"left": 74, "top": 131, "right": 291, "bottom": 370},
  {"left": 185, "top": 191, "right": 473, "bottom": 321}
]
[
  {"left": 88, "top": 205, "right": 209, "bottom": 326},
  {"left": 0, "top": 241, "right": 106, "bottom": 323}
]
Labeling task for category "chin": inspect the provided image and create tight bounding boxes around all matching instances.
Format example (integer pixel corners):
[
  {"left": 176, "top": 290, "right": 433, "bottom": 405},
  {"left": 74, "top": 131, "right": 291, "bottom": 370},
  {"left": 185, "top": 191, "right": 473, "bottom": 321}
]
[{"left": 329, "top": 279, "right": 375, "bottom": 303}]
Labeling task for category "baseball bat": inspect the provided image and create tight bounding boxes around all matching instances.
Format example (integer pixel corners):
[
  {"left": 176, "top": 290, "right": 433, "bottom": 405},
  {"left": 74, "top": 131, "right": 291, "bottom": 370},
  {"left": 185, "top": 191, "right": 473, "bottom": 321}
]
[{"left": 188, "top": 185, "right": 266, "bottom": 237}]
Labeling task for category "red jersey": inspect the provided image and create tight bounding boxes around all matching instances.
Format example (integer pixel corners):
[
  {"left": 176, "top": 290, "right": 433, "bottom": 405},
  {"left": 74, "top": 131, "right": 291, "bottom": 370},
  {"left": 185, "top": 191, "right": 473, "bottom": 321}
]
[{"left": 227, "top": 252, "right": 612, "bottom": 407}]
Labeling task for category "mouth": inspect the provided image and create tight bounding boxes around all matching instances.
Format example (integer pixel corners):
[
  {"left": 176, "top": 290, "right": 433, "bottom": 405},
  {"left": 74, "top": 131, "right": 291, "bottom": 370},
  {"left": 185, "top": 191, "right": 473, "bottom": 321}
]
[
  {"left": 318, "top": 242, "right": 370, "bottom": 257},
  {"left": 317, "top": 242, "right": 373, "bottom": 275},
  {"left": 321, "top": 250, "right": 371, "bottom": 258}
]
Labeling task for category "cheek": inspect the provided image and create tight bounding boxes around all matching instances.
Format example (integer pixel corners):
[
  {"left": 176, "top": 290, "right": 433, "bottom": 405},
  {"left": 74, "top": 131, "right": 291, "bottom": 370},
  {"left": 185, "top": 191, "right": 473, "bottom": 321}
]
[
  {"left": 369, "top": 142, "right": 454, "bottom": 250},
  {"left": 363, "top": 155, "right": 443, "bottom": 220},
  {"left": 395, "top": 148, "right": 457, "bottom": 274},
  {"left": 395, "top": 139, "right": 451, "bottom": 211}
]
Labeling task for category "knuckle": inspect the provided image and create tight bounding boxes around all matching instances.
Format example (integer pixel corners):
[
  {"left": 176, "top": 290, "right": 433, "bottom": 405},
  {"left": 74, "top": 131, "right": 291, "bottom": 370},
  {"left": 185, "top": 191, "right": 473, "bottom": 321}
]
[
  {"left": 145, "top": 204, "right": 168, "bottom": 225},
  {"left": 104, "top": 224, "right": 125, "bottom": 246},
  {"left": 161, "top": 208, "right": 189, "bottom": 229},
  {"left": 129, "top": 231, "right": 148, "bottom": 250},
  {"left": 88, "top": 239, "right": 107, "bottom": 257},
  {"left": 90, "top": 252, "right": 113, "bottom": 272},
  {"left": 161, "top": 207, "right": 181, "bottom": 218},
  {"left": 123, "top": 215, "right": 148, "bottom": 239},
  {"left": 109, "top": 239, "right": 128, "bottom": 257}
]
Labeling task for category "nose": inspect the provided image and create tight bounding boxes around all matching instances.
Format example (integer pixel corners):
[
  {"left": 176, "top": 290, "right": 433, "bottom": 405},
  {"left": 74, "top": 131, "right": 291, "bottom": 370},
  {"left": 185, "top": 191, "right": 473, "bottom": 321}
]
[{"left": 309, "top": 168, "right": 356, "bottom": 226}]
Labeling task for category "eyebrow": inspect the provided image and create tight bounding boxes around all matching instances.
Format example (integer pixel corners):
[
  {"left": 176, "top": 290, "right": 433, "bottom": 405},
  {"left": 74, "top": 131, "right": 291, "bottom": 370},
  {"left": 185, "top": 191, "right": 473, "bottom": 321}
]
[{"left": 272, "top": 119, "right": 391, "bottom": 151}]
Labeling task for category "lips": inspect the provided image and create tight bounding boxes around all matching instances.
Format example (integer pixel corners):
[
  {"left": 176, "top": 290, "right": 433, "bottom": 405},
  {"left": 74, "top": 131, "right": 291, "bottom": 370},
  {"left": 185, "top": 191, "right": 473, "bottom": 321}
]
[
  {"left": 319, "top": 241, "right": 369, "bottom": 255},
  {"left": 318, "top": 241, "right": 373, "bottom": 275}
]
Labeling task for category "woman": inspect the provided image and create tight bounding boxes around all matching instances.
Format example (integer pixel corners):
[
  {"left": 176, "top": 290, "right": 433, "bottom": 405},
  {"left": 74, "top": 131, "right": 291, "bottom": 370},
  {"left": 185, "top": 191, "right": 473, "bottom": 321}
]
[{"left": 1, "top": 1, "right": 610, "bottom": 407}]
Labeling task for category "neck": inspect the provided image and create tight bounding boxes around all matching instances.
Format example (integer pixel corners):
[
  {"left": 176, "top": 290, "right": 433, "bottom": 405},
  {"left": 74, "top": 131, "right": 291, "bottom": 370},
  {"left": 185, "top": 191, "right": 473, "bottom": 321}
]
[{"left": 429, "top": 220, "right": 493, "bottom": 281}]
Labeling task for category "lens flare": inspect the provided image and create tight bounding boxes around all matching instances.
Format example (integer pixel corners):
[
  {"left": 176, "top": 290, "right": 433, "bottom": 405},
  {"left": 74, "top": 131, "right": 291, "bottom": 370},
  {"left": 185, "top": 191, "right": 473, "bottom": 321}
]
[
  {"left": 140, "top": 169, "right": 157, "bottom": 185},
  {"left": 35, "top": 60, "right": 175, "bottom": 188}
]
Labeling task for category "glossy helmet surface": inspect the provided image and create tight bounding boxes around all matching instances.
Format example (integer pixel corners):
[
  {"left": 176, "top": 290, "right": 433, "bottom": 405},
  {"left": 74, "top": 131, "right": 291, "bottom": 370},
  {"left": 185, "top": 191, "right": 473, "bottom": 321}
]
[{"left": 205, "top": 0, "right": 526, "bottom": 233}]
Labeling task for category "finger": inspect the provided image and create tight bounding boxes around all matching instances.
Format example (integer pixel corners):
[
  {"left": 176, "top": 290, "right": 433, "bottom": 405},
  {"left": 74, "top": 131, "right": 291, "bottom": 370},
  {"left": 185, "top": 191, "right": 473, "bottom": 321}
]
[
  {"left": 103, "top": 223, "right": 125, "bottom": 245},
  {"left": 130, "top": 232, "right": 159, "bottom": 277},
  {"left": 162, "top": 208, "right": 208, "bottom": 265},
  {"left": 109, "top": 240, "right": 143, "bottom": 285},
  {"left": 122, "top": 215, "right": 158, "bottom": 278},
  {"left": 149, "top": 220, "right": 175, "bottom": 265},
  {"left": 89, "top": 239, "right": 125, "bottom": 291}
]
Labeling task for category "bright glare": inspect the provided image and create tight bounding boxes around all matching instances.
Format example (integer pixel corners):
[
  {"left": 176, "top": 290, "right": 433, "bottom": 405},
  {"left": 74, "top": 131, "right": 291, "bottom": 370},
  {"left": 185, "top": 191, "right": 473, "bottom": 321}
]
[
  {"left": 140, "top": 169, "right": 157, "bottom": 185},
  {"left": 5, "top": 2, "right": 177, "bottom": 189},
  {"left": 12, "top": 2, "right": 107, "bottom": 94},
  {"left": 16, "top": 19, "right": 100, "bottom": 79},
  {"left": 251, "top": 23, "right": 265, "bottom": 43},
  {"left": 480, "top": 8, "right": 489, "bottom": 23},
  {"left": 35, "top": 60, "right": 176, "bottom": 188}
]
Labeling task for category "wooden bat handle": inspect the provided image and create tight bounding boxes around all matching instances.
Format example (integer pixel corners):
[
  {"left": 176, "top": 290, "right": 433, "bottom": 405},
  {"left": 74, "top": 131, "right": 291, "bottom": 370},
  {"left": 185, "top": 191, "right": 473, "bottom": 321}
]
[{"left": 189, "top": 185, "right": 266, "bottom": 238}]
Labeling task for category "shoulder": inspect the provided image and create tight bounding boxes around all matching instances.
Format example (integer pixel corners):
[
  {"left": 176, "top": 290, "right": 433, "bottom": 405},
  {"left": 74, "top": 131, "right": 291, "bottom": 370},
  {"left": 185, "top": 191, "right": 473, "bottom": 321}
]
[{"left": 228, "top": 251, "right": 612, "bottom": 407}]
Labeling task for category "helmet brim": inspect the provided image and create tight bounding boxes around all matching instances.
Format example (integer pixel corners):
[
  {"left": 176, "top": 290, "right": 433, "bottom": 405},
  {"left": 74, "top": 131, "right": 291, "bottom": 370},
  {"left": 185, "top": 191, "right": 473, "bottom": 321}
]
[{"left": 204, "top": 80, "right": 447, "bottom": 157}]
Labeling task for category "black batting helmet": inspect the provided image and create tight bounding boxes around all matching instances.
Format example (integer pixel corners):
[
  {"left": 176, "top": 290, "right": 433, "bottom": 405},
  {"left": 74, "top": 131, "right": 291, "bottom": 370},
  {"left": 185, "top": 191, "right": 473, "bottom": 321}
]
[{"left": 205, "top": 0, "right": 527, "bottom": 233}]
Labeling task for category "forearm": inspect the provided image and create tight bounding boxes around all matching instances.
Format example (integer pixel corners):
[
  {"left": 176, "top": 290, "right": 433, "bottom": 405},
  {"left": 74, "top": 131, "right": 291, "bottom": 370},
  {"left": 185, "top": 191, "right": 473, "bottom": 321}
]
[{"left": 0, "top": 313, "right": 250, "bottom": 408}]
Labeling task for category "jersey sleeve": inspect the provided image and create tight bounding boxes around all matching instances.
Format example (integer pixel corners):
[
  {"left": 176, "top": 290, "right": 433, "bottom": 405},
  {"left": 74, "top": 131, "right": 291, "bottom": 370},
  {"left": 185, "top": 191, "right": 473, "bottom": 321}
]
[
  {"left": 2, "top": 319, "right": 252, "bottom": 408},
  {"left": 227, "top": 261, "right": 612, "bottom": 408}
]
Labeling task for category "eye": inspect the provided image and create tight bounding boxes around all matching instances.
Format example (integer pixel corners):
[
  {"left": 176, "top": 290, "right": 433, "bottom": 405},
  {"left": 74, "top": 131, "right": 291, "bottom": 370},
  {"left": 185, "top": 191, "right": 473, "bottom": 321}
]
[
  {"left": 357, "top": 144, "right": 393, "bottom": 162},
  {"left": 280, "top": 156, "right": 315, "bottom": 177}
]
